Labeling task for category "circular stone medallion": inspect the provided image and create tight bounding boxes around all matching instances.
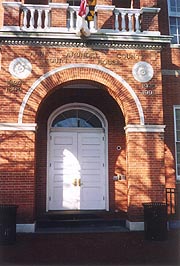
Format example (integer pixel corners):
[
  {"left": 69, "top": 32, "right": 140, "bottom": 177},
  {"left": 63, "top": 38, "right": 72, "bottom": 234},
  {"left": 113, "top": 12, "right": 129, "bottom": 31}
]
[
  {"left": 132, "top": 61, "right": 154, "bottom": 83},
  {"left": 9, "top": 57, "right": 32, "bottom": 79}
]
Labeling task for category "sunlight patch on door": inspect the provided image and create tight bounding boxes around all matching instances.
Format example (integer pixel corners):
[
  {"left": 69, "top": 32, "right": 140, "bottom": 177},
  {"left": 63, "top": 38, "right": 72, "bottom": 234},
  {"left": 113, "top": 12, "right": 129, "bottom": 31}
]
[{"left": 62, "top": 149, "right": 81, "bottom": 209}]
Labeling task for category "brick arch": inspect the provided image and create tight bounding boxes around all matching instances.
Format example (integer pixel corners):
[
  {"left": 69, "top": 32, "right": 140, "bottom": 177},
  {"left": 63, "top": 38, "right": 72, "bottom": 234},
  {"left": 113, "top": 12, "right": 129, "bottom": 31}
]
[{"left": 18, "top": 64, "right": 144, "bottom": 125}]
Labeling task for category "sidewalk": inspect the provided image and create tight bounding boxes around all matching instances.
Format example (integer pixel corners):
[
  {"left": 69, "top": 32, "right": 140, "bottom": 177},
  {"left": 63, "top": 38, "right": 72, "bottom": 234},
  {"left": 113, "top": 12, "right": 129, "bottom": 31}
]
[{"left": 0, "top": 230, "right": 179, "bottom": 266}]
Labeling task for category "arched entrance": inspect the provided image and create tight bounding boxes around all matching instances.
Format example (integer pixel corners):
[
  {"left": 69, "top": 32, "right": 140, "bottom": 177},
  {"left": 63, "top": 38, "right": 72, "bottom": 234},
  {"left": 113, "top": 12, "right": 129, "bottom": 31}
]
[
  {"left": 35, "top": 80, "right": 127, "bottom": 218},
  {"left": 47, "top": 103, "right": 109, "bottom": 211}
]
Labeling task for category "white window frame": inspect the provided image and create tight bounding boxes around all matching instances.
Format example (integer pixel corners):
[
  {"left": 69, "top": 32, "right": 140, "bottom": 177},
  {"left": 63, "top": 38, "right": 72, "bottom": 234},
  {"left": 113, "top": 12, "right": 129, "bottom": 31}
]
[
  {"left": 174, "top": 106, "right": 180, "bottom": 181},
  {"left": 167, "top": 0, "right": 180, "bottom": 45}
]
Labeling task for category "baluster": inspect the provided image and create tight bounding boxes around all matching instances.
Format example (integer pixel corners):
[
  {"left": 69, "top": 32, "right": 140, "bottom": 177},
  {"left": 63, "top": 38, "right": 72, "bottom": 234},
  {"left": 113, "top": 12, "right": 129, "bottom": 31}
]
[
  {"left": 114, "top": 9, "right": 120, "bottom": 32},
  {"left": 22, "top": 8, "right": 28, "bottom": 29},
  {"left": 37, "top": 9, "right": 42, "bottom": 29},
  {"left": 94, "top": 12, "right": 97, "bottom": 31},
  {"left": 121, "top": 12, "right": 126, "bottom": 32},
  {"left": 135, "top": 12, "right": 140, "bottom": 33},
  {"left": 29, "top": 8, "right": 35, "bottom": 29},
  {"left": 69, "top": 9, "right": 75, "bottom": 30},
  {"left": 44, "top": 9, "right": 49, "bottom": 29},
  {"left": 89, "top": 20, "right": 95, "bottom": 32},
  {"left": 128, "top": 13, "right": 133, "bottom": 32}
]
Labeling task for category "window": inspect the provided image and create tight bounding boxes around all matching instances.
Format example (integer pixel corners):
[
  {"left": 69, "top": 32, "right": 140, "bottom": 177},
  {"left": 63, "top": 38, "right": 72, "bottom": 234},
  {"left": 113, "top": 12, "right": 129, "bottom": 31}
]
[
  {"left": 52, "top": 109, "right": 102, "bottom": 128},
  {"left": 168, "top": 0, "right": 180, "bottom": 44},
  {"left": 174, "top": 106, "right": 180, "bottom": 180},
  {"left": 67, "top": 0, "right": 80, "bottom": 6}
]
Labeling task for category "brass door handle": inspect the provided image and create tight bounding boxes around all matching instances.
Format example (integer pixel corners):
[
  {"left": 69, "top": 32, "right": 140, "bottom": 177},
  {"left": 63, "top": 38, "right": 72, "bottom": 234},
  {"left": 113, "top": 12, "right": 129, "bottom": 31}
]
[
  {"left": 78, "top": 179, "right": 83, "bottom": 187},
  {"left": 73, "top": 178, "right": 77, "bottom": 186}
]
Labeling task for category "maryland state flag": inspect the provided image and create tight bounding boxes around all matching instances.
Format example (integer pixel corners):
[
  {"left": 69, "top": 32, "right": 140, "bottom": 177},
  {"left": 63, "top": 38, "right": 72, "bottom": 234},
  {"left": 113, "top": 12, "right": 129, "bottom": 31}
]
[{"left": 86, "top": 0, "right": 97, "bottom": 22}]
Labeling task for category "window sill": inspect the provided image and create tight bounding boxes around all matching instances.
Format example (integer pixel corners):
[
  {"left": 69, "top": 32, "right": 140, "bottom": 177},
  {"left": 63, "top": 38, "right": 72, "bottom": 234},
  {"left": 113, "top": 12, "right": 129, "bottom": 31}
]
[{"left": 170, "top": 44, "right": 180, "bottom": 48}]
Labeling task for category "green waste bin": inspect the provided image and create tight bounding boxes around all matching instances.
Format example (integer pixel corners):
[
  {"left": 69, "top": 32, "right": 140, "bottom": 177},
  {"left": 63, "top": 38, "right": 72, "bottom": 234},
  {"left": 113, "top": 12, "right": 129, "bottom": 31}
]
[
  {"left": 0, "top": 205, "right": 18, "bottom": 245},
  {"left": 143, "top": 202, "right": 167, "bottom": 241}
]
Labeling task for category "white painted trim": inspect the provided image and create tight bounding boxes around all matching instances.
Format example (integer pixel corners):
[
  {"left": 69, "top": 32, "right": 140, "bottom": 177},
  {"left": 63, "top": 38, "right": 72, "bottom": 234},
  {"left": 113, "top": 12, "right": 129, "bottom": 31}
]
[
  {"left": 21, "top": 4, "right": 50, "bottom": 9},
  {"left": 2, "top": 2, "right": 21, "bottom": 7},
  {"left": 140, "top": 7, "right": 161, "bottom": 14},
  {"left": 18, "top": 64, "right": 144, "bottom": 125},
  {"left": 124, "top": 124, "right": 166, "bottom": 133},
  {"left": 0, "top": 123, "right": 37, "bottom": 131},
  {"left": 95, "top": 5, "right": 115, "bottom": 11},
  {"left": 173, "top": 106, "right": 180, "bottom": 181},
  {"left": 16, "top": 223, "right": 36, "bottom": 233},
  {"left": 1, "top": 26, "right": 21, "bottom": 32},
  {"left": 126, "top": 220, "right": 144, "bottom": 231},
  {"left": 49, "top": 3, "right": 69, "bottom": 9},
  {"left": 46, "top": 103, "right": 109, "bottom": 212}
]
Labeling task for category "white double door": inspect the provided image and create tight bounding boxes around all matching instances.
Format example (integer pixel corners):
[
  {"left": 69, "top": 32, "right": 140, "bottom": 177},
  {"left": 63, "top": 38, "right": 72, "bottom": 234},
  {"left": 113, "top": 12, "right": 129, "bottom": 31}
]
[{"left": 48, "top": 130, "right": 106, "bottom": 210}]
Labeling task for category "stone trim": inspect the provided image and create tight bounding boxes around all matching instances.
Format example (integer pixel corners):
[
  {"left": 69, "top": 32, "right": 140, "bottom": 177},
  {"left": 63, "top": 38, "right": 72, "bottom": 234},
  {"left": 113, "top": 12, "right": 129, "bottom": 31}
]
[
  {"left": 2, "top": 2, "right": 21, "bottom": 7},
  {"left": 124, "top": 124, "right": 166, "bottom": 133},
  {"left": 16, "top": 223, "right": 36, "bottom": 233},
  {"left": 0, "top": 35, "right": 171, "bottom": 50},
  {"left": 0, "top": 123, "right": 37, "bottom": 131},
  {"left": 126, "top": 221, "right": 144, "bottom": 231}
]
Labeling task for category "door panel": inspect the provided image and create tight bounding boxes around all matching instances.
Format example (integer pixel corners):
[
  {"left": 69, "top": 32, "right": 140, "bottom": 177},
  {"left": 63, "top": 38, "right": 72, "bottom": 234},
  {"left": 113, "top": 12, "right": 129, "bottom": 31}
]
[
  {"left": 78, "top": 132, "right": 105, "bottom": 210},
  {"left": 49, "top": 132, "right": 79, "bottom": 210}
]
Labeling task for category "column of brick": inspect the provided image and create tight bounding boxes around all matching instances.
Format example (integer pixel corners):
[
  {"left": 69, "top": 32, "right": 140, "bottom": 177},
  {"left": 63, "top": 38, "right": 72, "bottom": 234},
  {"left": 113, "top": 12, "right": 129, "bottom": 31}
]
[
  {"left": 0, "top": 131, "right": 36, "bottom": 223},
  {"left": 126, "top": 131, "right": 166, "bottom": 221}
]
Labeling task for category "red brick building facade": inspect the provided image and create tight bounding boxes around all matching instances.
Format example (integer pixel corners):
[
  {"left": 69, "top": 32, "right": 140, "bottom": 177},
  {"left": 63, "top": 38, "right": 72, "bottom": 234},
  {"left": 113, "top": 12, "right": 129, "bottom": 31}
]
[{"left": 0, "top": 0, "right": 179, "bottom": 231}]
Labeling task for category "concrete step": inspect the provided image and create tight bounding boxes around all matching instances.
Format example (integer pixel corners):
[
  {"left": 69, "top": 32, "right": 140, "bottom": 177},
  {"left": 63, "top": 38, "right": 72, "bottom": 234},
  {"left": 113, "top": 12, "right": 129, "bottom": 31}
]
[{"left": 36, "top": 211, "right": 128, "bottom": 233}]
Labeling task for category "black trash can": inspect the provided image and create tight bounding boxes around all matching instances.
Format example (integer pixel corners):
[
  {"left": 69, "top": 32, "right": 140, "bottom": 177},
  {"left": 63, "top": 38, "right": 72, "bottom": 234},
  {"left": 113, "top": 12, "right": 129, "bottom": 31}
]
[
  {"left": 0, "top": 205, "right": 18, "bottom": 245},
  {"left": 143, "top": 202, "right": 167, "bottom": 241}
]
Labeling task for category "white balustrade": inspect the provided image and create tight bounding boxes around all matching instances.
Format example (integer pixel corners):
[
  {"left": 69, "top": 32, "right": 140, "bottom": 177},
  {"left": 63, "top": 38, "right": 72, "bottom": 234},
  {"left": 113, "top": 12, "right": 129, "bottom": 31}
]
[
  {"left": 114, "top": 8, "right": 141, "bottom": 33},
  {"left": 2, "top": 2, "right": 159, "bottom": 35},
  {"left": 21, "top": 5, "right": 51, "bottom": 31}
]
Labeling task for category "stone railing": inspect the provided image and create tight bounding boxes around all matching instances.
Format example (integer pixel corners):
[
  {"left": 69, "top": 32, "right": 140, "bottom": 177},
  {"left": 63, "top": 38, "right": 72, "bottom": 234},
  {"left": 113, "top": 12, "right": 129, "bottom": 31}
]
[
  {"left": 114, "top": 8, "right": 141, "bottom": 33},
  {"left": 21, "top": 5, "right": 50, "bottom": 30},
  {"left": 1, "top": 2, "right": 160, "bottom": 35}
]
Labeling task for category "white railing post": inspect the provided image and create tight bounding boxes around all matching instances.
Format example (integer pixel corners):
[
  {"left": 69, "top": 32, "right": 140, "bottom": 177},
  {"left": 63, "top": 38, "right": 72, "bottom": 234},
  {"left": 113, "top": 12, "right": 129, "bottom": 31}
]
[
  {"left": 135, "top": 12, "right": 140, "bottom": 32},
  {"left": 89, "top": 19, "right": 96, "bottom": 32},
  {"left": 128, "top": 13, "right": 133, "bottom": 32},
  {"left": 29, "top": 8, "right": 35, "bottom": 29},
  {"left": 37, "top": 9, "right": 42, "bottom": 29},
  {"left": 121, "top": 11, "right": 126, "bottom": 32},
  {"left": 114, "top": 9, "right": 120, "bottom": 32},
  {"left": 22, "top": 8, "right": 28, "bottom": 29},
  {"left": 69, "top": 8, "right": 75, "bottom": 30},
  {"left": 44, "top": 9, "right": 49, "bottom": 29}
]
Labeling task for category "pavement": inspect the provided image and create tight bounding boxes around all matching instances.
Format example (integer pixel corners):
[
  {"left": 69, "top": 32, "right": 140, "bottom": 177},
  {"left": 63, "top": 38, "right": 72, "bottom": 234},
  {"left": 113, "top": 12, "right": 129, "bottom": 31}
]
[{"left": 0, "top": 230, "right": 180, "bottom": 266}]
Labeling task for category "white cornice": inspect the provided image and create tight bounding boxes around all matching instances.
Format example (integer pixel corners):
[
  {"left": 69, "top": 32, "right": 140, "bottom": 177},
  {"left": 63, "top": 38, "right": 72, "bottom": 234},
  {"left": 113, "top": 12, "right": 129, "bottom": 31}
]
[
  {"left": 124, "top": 124, "right": 166, "bottom": 133},
  {"left": 0, "top": 123, "right": 37, "bottom": 131}
]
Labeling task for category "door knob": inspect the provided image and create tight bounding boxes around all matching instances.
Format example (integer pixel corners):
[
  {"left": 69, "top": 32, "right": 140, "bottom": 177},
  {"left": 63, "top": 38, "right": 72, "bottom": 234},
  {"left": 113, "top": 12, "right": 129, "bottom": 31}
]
[
  {"left": 73, "top": 178, "right": 77, "bottom": 186},
  {"left": 78, "top": 179, "right": 83, "bottom": 186}
]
